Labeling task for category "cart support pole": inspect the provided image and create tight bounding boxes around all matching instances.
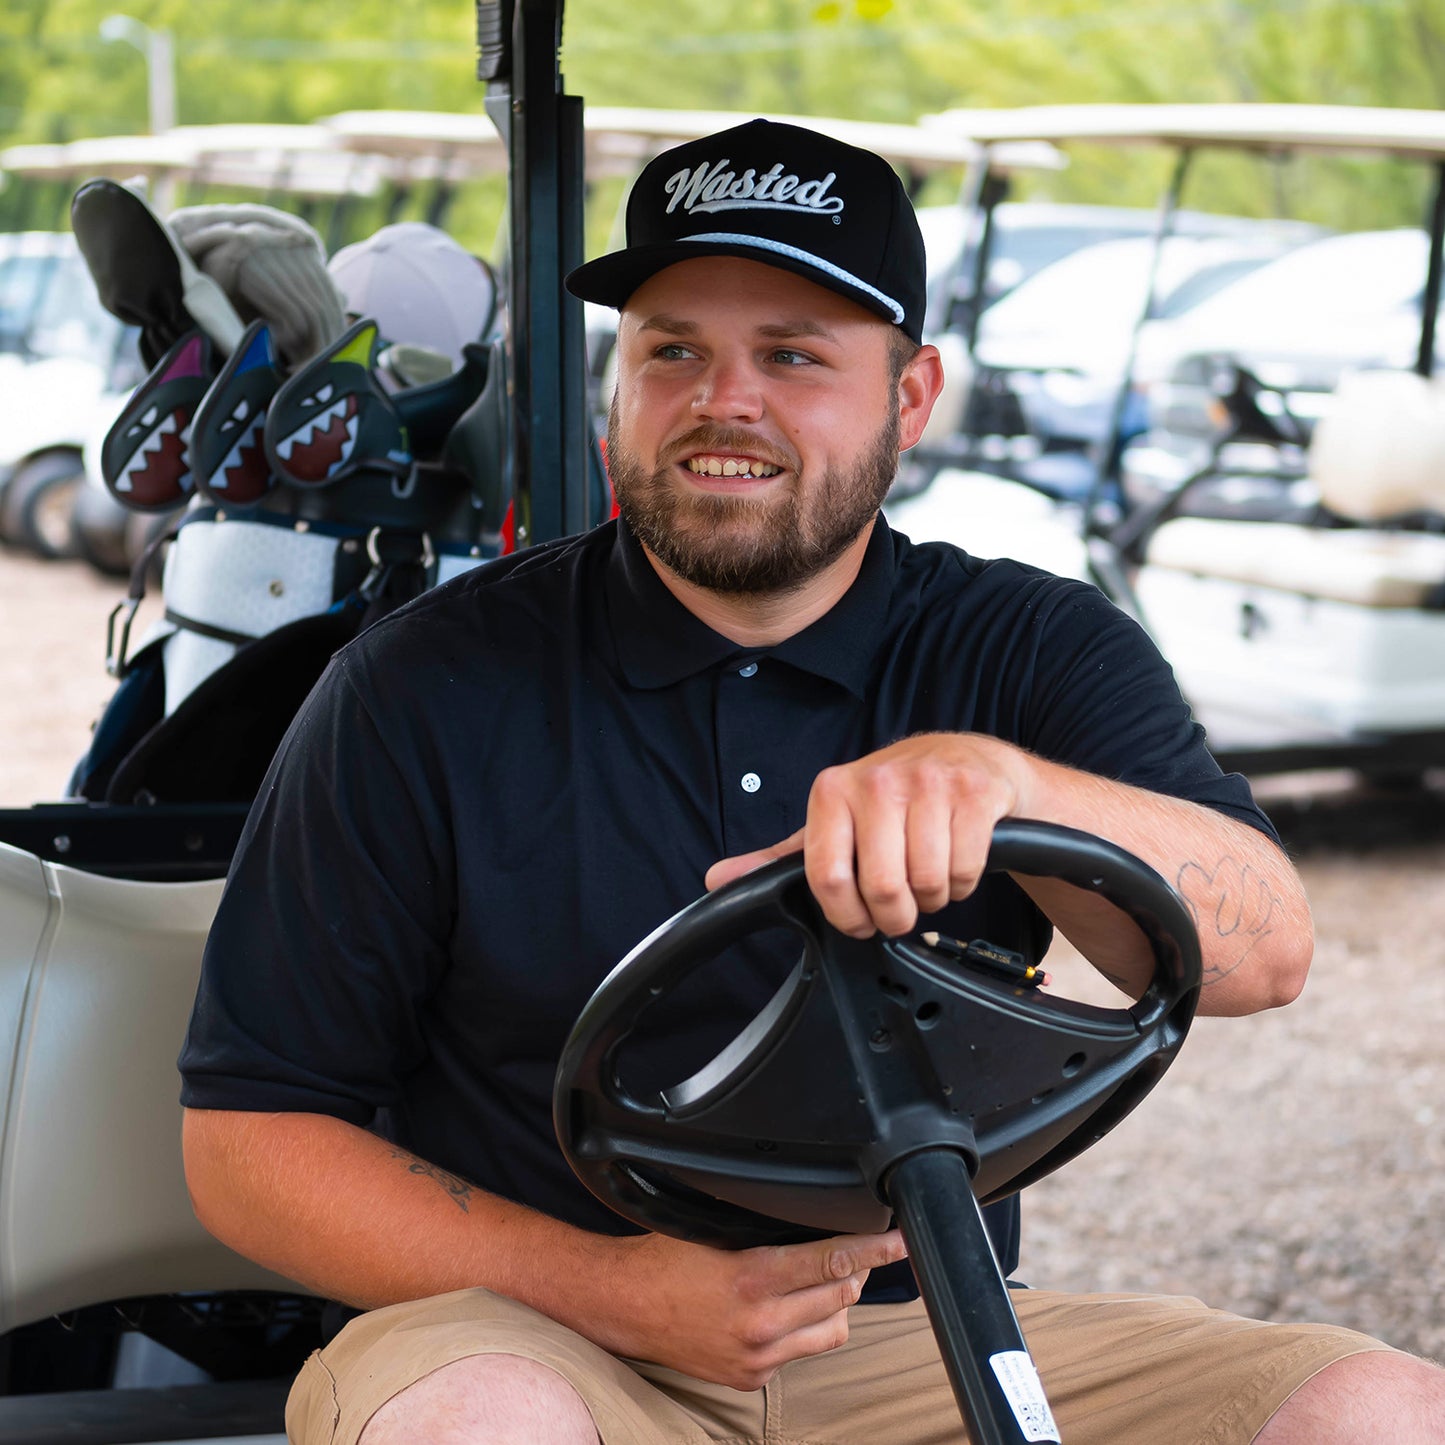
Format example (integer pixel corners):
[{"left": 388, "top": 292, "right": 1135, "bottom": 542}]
[
  {"left": 1416, "top": 160, "right": 1445, "bottom": 379},
  {"left": 888, "top": 1149, "right": 1061, "bottom": 1445}
]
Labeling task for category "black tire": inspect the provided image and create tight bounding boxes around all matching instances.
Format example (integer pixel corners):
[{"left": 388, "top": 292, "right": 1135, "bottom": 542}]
[{"left": 0, "top": 451, "right": 85, "bottom": 560}]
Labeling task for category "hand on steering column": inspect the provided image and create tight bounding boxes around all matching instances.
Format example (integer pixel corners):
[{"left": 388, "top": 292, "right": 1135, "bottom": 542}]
[
  {"left": 606, "top": 1228, "right": 907, "bottom": 1391},
  {"left": 706, "top": 733, "right": 1028, "bottom": 939}
]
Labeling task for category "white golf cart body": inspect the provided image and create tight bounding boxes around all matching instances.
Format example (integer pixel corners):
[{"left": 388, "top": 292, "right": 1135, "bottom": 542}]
[
  {"left": 894, "top": 103, "right": 1445, "bottom": 776},
  {"left": 0, "top": 849, "right": 289, "bottom": 1323}
]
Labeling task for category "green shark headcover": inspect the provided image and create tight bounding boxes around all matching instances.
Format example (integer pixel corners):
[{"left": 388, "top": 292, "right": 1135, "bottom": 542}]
[{"left": 262, "top": 317, "right": 411, "bottom": 488}]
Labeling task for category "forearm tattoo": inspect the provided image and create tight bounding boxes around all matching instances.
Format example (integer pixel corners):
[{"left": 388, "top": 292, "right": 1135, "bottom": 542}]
[
  {"left": 388, "top": 1147, "right": 474, "bottom": 1213},
  {"left": 1176, "top": 855, "right": 1279, "bottom": 987}
]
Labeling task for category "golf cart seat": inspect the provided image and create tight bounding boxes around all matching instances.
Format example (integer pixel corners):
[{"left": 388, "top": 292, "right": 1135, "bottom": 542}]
[
  {"left": 0, "top": 846, "right": 300, "bottom": 1334},
  {"left": 1141, "top": 369, "right": 1445, "bottom": 606},
  {"left": 1142, "top": 517, "right": 1445, "bottom": 607}
]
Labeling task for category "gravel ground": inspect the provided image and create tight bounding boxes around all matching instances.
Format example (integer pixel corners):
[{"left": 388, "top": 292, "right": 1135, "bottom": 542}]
[{"left": 3, "top": 546, "right": 1441, "bottom": 1363}]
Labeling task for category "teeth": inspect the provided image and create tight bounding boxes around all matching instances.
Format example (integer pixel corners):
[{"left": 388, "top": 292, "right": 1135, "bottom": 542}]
[
  {"left": 277, "top": 395, "right": 351, "bottom": 460},
  {"left": 687, "top": 455, "right": 781, "bottom": 478},
  {"left": 326, "top": 410, "right": 360, "bottom": 477},
  {"left": 211, "top": 416, "right": 265, "bottom": 489},
  {"left": 120, "top": 411, "right": 180, "bottom": 486},
  {"left": 115, "top": 409, "right": 190, "bottom": 493}
]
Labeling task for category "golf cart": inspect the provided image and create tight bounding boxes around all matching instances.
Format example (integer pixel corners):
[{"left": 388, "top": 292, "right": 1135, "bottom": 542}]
[
  {"left": 0, "top": 14, "right": 1209, "bottom": 1444},
  {"left": 892, "top": 103, "right": 1445, "bottom": 781}
]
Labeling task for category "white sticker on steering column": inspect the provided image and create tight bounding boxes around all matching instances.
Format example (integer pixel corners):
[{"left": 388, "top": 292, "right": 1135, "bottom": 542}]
[{"left": 989, "top": 1350, "right": 1061, "bottom": 1442}]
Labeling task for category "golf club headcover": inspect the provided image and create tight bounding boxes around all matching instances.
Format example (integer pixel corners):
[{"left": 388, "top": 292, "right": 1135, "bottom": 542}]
[
  {"left": 71, "top": 179, "right": 245, "bottom": 368},
  {"left": 169, "top": 203, "right": 347, "bottom": 369},
  {"left": 101, "top": 329, "right": 215, "bottom": 511},
  {"left": 264, "top": 318, "right": 411, "bottom": 488},
  {"left": 189, "top": 320, "right": 285, "bottom": 506}
]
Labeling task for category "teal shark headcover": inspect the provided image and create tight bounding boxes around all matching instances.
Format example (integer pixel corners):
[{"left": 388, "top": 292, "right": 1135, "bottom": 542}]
[
  {"left": 189, "top": 320, "right": 283, "bottom": 506},
  {"left": 101, "top": 330, "right": 214, "bottom": 511},
  {"left": 263, "top": 318, "right": 411, "bottom": 488}
]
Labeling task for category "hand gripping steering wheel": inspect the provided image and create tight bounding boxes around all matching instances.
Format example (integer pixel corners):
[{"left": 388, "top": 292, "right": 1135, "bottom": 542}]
[{"left": 553, "top": 819, "right": 1201, "bottom": 1445}]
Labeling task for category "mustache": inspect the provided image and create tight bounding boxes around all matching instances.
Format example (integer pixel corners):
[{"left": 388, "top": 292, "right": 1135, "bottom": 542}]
[{"left": 660, "top": 426, "right": 796, "bottom": 472}]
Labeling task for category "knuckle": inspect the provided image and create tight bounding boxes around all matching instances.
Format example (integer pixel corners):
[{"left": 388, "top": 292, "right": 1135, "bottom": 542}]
[
  {"left": 912, "top": 760, "right": 949, "bottom": 794},
  {"left": 735, "top": 1310, "right": 778, "bottom": 1351},
  {"left": 911, "top": 864, "right": 949, "bottom": 899},
  {"left": 809, "top": 765, "right": 850, "bottom": 804},
  {"left": 811, "top": 859, "right": 858, "bottom": 898},
  {"left": 948, "top": 865, "right": 982, "bottom": 898},
  {"left": 860, "top": 766, "right": 895, "bottom": 801},
  {"left": 858, "top": 873, "right": 909, "bottom": 908}
]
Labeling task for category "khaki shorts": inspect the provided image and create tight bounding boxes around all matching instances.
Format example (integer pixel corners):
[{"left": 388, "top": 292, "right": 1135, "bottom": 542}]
[{"left": 286, "top": 1285, "right": 1392, "bottom": 1445}]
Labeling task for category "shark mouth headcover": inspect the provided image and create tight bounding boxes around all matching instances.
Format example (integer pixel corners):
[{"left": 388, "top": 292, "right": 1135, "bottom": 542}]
[
  {"left": 263, "top": 317, "right": 411, "bottom": 488},
  {"left": 101, "top": 330, "right": 214, "bottom": 511},
  {"left": 189, "top": 320, "right": 283, "bottom": 506}
]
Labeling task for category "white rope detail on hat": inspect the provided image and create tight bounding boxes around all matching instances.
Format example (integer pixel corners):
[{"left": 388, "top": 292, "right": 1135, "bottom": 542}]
[{"left": 683, "top": 232, "right": 905, "bottom": 325}]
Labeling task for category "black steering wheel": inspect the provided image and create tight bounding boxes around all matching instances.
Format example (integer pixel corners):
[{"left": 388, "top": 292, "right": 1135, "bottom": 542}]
[
  {"left": 553, "top": 819, "right": 1201, "bottom": 1445},
  {"left": 554, "top": 819, "right": 1200, "bottom": 1247}
]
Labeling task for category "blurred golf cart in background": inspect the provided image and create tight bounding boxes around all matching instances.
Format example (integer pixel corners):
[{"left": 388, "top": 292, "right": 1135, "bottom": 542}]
[
  {"left": 1124, "top": 225, "right": 1445, "bottom": 521},
  {"left": 890, "top": 103, "right": 1445, "bottom": 784},
  {"left": 916, "top": 222, "right": 1322, "bottom": 503}
]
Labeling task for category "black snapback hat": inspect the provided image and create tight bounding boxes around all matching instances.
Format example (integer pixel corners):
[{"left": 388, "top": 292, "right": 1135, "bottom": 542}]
[{"left": 566, "top": 118, "right": 927, "bottom": 343}]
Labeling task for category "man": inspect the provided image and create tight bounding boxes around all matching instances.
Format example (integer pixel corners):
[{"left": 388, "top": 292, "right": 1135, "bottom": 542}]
[{"left": 180, "top": 120, "right": 1445, "bottom": 1443}]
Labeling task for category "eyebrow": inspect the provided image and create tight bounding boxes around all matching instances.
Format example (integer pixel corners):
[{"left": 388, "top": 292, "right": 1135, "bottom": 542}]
[{"left": 635, "top": 313, "right": 842, "bottom": 344}]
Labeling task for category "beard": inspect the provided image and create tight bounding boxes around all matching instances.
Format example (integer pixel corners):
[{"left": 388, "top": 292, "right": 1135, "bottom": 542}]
[{"left": 607, "top": 400, "right": 901, "bottom": 597}]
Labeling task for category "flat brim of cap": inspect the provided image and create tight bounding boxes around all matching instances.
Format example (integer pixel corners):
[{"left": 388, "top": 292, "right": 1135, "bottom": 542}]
[{"left": 565, "top": 238, "right": 906, "bottom": 331}]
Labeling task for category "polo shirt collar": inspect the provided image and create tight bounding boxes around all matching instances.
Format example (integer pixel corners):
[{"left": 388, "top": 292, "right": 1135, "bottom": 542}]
[{"left": 606, "top": 516, "right": 894, "bottom": 698}]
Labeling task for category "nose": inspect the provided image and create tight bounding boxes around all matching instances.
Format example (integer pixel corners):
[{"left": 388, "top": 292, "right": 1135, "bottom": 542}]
[{"left": 691, "top": 352, "right": 764, "bottom": 424}]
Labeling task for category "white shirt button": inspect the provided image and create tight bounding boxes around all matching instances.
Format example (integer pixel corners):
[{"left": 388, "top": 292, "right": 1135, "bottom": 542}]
[
  {"left": 739, "top": 662, "right": 758, "bottom": 677},
  {"left": 741, "top": 772, "right": 762, "bottom": 794}
]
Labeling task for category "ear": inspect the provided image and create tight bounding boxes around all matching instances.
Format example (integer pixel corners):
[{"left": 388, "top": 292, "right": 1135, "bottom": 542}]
[{"left": 896, "top": 343, "right": 945, "bottom": 453}]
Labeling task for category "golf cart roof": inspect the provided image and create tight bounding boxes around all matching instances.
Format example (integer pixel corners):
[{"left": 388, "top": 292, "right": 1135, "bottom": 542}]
[
  {"left": 324, "top": 109, "right": 509, "bottom": 179},
  {"left": 323, "top": 105, "right": 1065, "bottom": 184},
  {"left": 578, "top": 107, "right": 1065, "bottom": 177},
  {"left": 166, "top": 122, "right": 400, "bottom": 196},
  {"left": 0, "top": 133, "right": 200, "bottom": 183},
  {"left": 0, "top": 124, "right": 400, "bottom": 199},
  {"left": 924, "top": 103, "right": 1445, "bottom": 161}
]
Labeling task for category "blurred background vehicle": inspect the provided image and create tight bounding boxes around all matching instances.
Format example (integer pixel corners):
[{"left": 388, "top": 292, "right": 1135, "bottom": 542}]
[
  {"left": 1123, "top": 226, "right": 1445, "bottom": 521},
  {"left": 0, "top": 232, "right": 143, "bottom": 564},
  {"left": 914, "top": 221, "right": 1321, "bottom": 502},
  {"left": 0, "top": 231, "right": 85, "bottom": 360}
]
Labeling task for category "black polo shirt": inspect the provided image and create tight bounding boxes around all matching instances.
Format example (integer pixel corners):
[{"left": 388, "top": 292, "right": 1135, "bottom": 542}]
[{"left": 180, "top": 516, "right": 1276, "bottom": 1302}]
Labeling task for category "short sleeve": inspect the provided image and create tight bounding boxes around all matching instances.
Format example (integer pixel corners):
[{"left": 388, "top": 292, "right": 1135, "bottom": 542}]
[
  {"left": 1021, "top": 582, "right": 1280, "bottom": 844},
  {"left": 179, "top": 648, "right": 457, "bottom": 1121}
]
